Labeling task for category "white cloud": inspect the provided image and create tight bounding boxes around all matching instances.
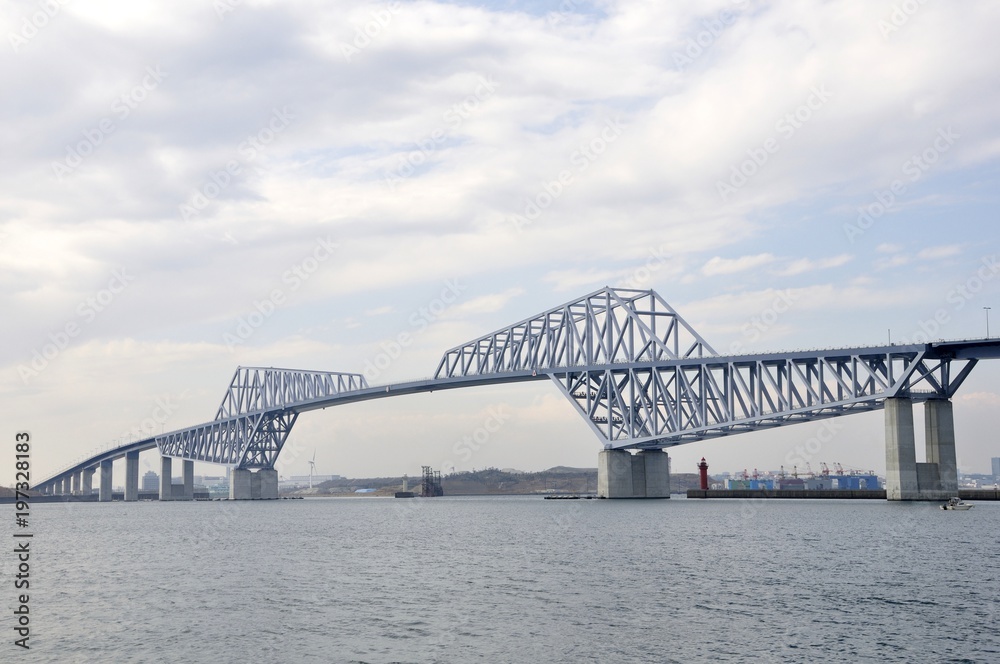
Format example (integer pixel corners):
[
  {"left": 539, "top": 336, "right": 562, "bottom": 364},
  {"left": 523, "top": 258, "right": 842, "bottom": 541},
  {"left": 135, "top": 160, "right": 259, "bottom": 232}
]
[
  {"left": 543, "top": 268, "right": 620, "bottom": 292},
  {"left": 443, "top": 287, "right": 525, "bottom": 318},
  {"left": 776, "top": 254, "right": 853, "bottom": 276},
  {"left": 701, "top": 253, "right": 776, "bottom": 276},
  {"left": 4, "top": 0, "right": 1000, "bottom": 479},
  {"left": 957, "top": 391, "right": 1000, "bottom": 408},
  {"left": 917, "top": 244, "right": 962, "bottom": 260},
  {"left": 875, "top": 255, "right": 912, "bottom": 270}
]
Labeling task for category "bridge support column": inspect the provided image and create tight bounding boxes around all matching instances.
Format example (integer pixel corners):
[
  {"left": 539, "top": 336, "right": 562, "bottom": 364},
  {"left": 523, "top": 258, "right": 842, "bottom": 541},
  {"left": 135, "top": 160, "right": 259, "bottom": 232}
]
[
  {"left": 124, "top": 451, "right": 139, "bottom": 501},
  {"left": 99, "top": 460, "right": 113, "bottom": 502},
  {"left": 230, "top": 468, "right": 252, "bottom": 500},
  {"left": 70, "top": 472, "right": 79, "bottom": 496},
  {"left": 598, "top": 449, "right": 670, "bottom": 498},
  {"left": 925, "top": 399, "right": 958, "bottom": 496},
  {"left": 82, "top": 468, "right": 94, "bottom": 497},
  {"left": 885, "top": 398, "right": 919, "bottom": 500},
  {"left": 259, "top": 468, "right": 278, "bottom": 500},
  {"left": 598, "top": 450, "right": 633, "bottom": 498},
  {"left": 179, "top": 460, "right": 194, "bottom": 501},
  {"left": 640, "top": 450, "right": 671, "bottom": 498},
  {"left": 159, "top": 456, "right": 172, "bottom": 501}
]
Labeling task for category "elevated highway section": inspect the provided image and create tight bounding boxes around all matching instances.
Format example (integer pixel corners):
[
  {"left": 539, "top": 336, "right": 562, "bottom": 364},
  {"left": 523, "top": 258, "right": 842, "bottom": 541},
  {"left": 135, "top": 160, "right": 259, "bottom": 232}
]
[{"left": 36, "top": 288, "right": 1000, "bottom": 501}]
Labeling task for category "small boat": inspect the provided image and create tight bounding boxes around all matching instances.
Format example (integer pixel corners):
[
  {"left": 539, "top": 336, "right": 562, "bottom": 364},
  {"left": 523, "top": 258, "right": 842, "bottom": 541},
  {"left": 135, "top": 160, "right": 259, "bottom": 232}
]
[{"left": 941, "top": 497, "right": 973, "bottom": 510}]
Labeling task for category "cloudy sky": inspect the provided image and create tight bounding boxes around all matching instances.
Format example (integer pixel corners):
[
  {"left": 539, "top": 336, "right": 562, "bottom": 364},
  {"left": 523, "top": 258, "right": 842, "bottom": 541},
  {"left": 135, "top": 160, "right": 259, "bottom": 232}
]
[{"left": 3, "top": 0, "right": 999, "bottom": 484}]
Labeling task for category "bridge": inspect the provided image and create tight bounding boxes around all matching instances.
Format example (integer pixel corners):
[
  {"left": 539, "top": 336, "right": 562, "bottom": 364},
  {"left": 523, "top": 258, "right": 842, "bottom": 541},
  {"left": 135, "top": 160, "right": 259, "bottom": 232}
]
[{"left": 36, "top": 287, "right": 1000, "bottom": 501}]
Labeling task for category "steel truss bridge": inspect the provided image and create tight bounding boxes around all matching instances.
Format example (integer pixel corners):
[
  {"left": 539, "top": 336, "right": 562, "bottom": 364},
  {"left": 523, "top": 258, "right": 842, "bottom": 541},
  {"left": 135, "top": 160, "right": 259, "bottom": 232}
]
[{"left": 39, "top": 287, "right": 1000, "bottom": 487}]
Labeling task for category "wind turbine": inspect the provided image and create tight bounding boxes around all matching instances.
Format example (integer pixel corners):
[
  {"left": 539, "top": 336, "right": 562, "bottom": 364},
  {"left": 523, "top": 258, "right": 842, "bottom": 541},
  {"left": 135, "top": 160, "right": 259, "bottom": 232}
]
[{"left": 308, "top": 450, "right": 317, "bottom": 489}]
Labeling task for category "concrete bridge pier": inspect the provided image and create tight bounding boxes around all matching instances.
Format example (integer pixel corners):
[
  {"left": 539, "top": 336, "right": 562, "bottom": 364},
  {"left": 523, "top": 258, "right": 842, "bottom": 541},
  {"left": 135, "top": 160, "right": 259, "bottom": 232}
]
[
  {"left": 125, "top": 451, "right": 139, "bottom": 501},
  {"left": 597, "top": 449, "right": 670, "bottom": 498},
  {"left": 180, "top": 459, "right": 194, "bottom": 500},
  {"left": 229, "top": 468, "right": 278, "bottom": 500},
  {"left": 99, "top": 460, "right": 113, "bottom": 502},
  {"left": 230, "top": 468, "right": 251, "bottom": 499},
  {"left": 70, "top": 472, "right": 79, "bottom": 496},
  {"left": 82, "top": 468, "right": 94, "bottom": 496},
  {"left": 259, "top": 468, "right": 278, "bottom": 500},
  {"left": 925, "top": 399, "right": 958, "bottom": 495},
  {"left": 158, "top": 456, "right": 195, "bottom": 501},
  {"left": 159, "top": 456, "right": 172, "bottom": 501},
  {"left": 885, "top": 397, "right": 958, "bottom": 500},
  {"left": 885, "top": 398, "right": 919, "bottom": 500}
]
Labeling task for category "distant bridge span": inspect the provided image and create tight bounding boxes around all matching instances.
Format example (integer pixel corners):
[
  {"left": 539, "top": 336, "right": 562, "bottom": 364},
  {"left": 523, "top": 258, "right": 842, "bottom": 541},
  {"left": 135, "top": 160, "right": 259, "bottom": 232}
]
[{"left": 37, "top": 287, "right": 1000, "bottom": 500}]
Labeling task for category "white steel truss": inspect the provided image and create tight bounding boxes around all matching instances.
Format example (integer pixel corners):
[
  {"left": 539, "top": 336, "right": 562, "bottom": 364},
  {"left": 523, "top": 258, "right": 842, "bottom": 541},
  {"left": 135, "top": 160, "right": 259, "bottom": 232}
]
[
  {"left": 435, "top": 287, "right": 715, "bottom": 378},
  {"left": 215, "top": 367, "right": 367, "bottom": 418},
  {"left": 549, "top": 351, "right": 978, "bottom": 449},
  {"left": 156, "top": 367, "right": 366, "bottom": 468},
  {"left": 156, "top": 411, "right": 299, "bottom": 468},
  {"left": 39, "top": 288, "right": 996, "bottom": 488},
  {"left": 437, "top": 288, "right": 979, "bottom": 449}
]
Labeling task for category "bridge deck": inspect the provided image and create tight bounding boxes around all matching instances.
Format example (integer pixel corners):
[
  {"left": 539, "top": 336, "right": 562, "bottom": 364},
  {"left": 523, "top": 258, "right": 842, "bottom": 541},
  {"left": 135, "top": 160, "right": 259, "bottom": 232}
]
[{"left": 37, "top": 327, "right": 1000, "bottom": 488}]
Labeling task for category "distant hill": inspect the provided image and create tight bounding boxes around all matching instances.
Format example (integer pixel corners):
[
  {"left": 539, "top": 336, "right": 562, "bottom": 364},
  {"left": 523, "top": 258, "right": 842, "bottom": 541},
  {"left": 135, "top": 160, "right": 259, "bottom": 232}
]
[{"left": 305, "top": 467, "right": 702, "bottom": 496}]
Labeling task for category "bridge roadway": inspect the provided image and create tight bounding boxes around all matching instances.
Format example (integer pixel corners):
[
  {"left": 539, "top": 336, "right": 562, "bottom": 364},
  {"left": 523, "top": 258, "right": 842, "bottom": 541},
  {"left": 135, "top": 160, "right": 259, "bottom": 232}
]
[
  {"left": 38, "top": 338, "right": 1000, "bottom": 497},
  {"left": 36, "top": 368, "right": 550, "bottom": 490},
  {"left": 33, "top": 284, "right": 1000, "bottom": 502}
]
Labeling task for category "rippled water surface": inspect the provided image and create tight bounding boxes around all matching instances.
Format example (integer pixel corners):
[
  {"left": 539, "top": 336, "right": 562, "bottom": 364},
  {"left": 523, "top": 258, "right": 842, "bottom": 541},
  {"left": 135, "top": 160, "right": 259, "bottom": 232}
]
[{"left": 20, "top": 496, "right": 1000, "bottom": 662}]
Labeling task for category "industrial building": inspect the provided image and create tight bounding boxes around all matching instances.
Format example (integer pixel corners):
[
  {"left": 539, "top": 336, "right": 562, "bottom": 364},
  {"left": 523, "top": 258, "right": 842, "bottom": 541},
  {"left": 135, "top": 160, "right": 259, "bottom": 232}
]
[
  {"left": 725, "top": 467, "right": 880, "bottom": 492},
  {"left": 141, "top": 471, "right": 159, "bottom": 491}
]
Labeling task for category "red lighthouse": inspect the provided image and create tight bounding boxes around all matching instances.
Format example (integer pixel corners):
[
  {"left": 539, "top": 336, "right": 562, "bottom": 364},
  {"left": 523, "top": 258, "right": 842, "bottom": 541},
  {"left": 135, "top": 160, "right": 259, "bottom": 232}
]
[{"left": 697, "top": 457, "right": 709, "bottom": 490}]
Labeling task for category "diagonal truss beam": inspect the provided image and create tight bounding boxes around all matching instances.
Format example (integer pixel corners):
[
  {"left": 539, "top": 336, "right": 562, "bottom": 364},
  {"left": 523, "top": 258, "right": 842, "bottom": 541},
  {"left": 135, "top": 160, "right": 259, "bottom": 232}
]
[
  {"left": 156, "top": 367, "right": 367, "bottom": 468},
  {"left": 434, "top": 287, "right": 715, "bottom": 378},
  {"left": 549, "top": 349, "right": 976, "bottom": 449},
  {"left": 216, "top": 367, "right": 367, "bottom": 419},
  {"left": 40, "top": 289, "right": 999, "bottom": 489}
]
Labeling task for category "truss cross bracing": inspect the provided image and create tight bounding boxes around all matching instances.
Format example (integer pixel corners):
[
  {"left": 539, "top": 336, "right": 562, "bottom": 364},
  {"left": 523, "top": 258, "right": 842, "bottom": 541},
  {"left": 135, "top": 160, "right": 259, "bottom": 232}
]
[
  {"left": 38, "top": 287, "right": 998, "bottom": 488},
  {"left": 158, "top": 367, "right": 367, "bottom": 468}
]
